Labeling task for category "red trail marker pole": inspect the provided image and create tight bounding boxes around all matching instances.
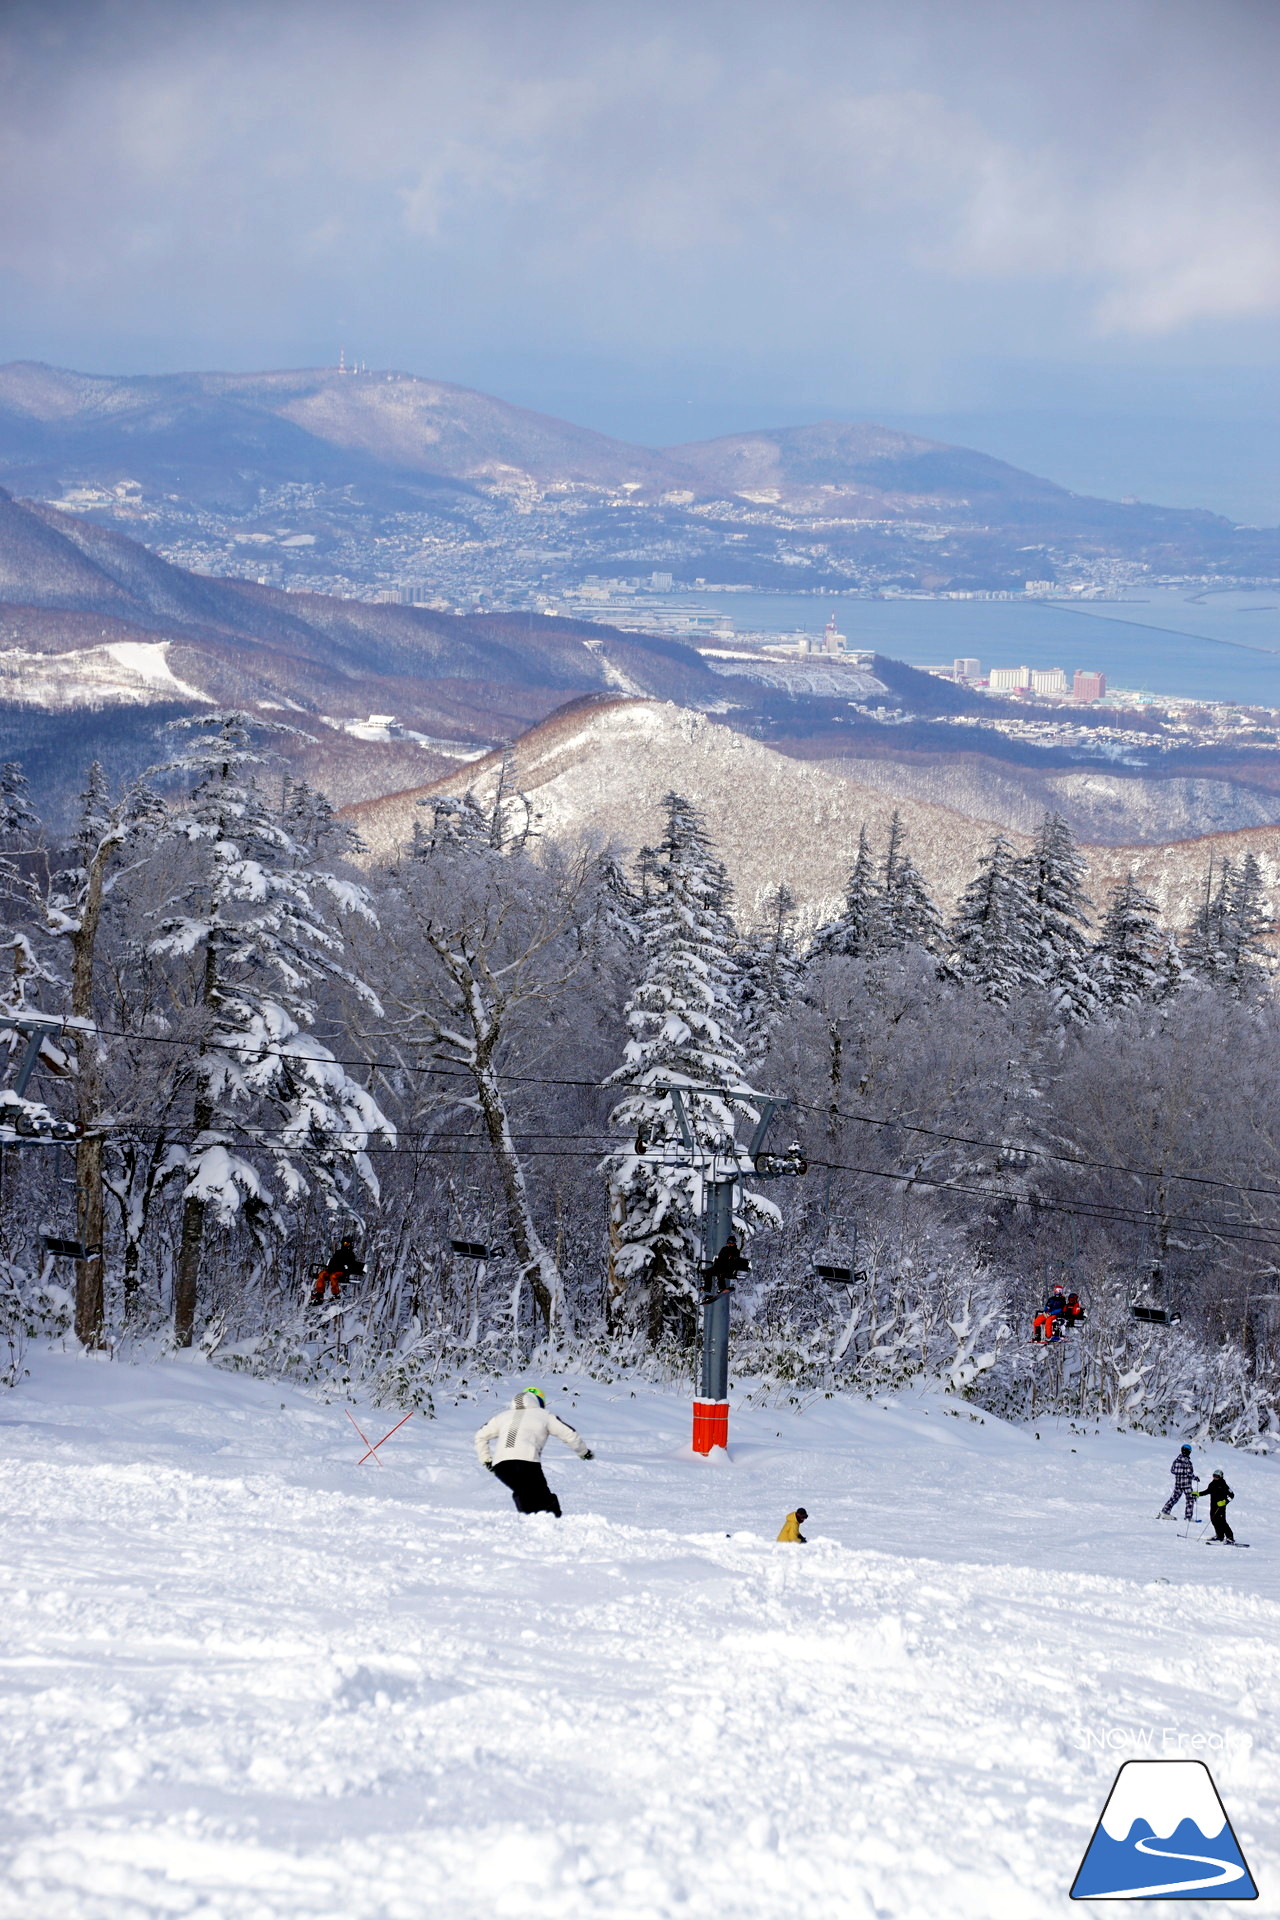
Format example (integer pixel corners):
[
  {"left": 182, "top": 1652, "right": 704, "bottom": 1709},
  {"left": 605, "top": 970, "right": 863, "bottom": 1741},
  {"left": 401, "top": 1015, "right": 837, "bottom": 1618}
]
[{"left": 346, "top": 1407, "right": 415, "bottom": 1466}]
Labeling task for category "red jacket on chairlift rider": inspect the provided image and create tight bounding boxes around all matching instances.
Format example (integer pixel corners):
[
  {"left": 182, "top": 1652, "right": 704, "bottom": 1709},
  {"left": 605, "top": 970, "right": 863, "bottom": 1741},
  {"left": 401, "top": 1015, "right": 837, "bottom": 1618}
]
[
  {"left": 1046, "top": 1283, "right": 1085, "bottom": 1329},
  {"left": 1034, "top": 1285, "right": 1083, "bottom": 1341}
]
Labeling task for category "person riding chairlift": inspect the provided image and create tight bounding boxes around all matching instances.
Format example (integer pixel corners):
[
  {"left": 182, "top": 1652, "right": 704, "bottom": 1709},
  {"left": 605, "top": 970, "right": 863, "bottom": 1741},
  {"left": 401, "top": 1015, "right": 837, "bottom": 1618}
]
[{"left": 311, "top": 1235, "right": 365, "bottom": 1304}]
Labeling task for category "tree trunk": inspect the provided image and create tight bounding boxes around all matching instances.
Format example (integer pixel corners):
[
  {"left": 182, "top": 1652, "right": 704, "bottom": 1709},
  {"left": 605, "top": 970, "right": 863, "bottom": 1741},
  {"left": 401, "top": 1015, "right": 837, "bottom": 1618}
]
[
  {"left": 68, "top": 831, "right": 116, "bottom": 1348},
  {"left": 173, "top": 1190, "right": 205, "bottom": 1348},
  {"left": 471, "top": 1059, "right": 564, "bottom": 1331},
  {"left": 606, "top": 1201, "right": 624, "bottom": 1323},
  {"left": 74, "top": 1131, "right": 105, "bottom": 1346},
  {"left": 174, "top": 941, "right": 219, "bottom": 1348}
]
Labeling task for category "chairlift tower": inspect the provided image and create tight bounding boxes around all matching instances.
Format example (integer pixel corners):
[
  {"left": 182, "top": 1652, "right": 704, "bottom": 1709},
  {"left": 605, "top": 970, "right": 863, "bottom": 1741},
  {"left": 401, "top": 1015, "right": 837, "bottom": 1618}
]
[
  {"left": 0, "top": 1015, "right": 77, "bottom": 1141},
  {"left": 648, "top": 1087, "right": 805, "bottom": 1455}
]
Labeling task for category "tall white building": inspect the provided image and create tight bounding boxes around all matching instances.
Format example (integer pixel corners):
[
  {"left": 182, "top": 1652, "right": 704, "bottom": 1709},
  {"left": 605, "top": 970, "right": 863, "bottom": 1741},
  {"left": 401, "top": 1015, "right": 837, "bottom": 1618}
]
[
  {"left": 1030, "top": 667, "right": 1069, "bottom": 694},
  {"left": 954, "top": 657, "right": 981, "bottom": 679},
  {"left": 989, "top": 665, "right": 1032, "bottom": 692}
]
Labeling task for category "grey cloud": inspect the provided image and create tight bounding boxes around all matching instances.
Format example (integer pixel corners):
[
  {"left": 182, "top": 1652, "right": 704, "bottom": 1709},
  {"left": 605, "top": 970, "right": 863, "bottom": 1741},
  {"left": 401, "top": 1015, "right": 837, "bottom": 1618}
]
[{"left": 0, "top": 0, "right": 1276, "bottom": 384}]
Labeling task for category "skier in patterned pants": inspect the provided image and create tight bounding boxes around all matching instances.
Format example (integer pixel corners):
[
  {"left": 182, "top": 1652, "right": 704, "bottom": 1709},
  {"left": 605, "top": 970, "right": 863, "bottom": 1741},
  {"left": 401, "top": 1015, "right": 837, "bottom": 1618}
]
[{"left": 1160, "top": 1444, "right": 1199, "bottom": 1519}]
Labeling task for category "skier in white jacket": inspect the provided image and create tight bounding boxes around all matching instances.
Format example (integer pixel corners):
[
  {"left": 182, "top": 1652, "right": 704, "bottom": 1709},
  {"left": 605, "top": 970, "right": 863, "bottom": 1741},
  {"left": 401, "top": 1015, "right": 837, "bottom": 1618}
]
[{"left": 474, "top": 1388, "right": 594, "bottom": 1516}]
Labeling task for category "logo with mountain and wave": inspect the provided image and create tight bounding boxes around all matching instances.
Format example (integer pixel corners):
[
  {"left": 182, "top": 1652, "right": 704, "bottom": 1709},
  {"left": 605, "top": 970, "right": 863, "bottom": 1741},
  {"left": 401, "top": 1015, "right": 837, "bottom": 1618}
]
[{"left": 1072, "top": 1759, "right": 1257, "bottom": 1900}]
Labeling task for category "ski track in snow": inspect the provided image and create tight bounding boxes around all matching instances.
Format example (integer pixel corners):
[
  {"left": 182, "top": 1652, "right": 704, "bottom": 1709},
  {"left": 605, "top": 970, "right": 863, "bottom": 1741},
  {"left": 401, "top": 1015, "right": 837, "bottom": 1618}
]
[{"left": 0, "top": 1352, "right": 1277, "bottom": 1919}]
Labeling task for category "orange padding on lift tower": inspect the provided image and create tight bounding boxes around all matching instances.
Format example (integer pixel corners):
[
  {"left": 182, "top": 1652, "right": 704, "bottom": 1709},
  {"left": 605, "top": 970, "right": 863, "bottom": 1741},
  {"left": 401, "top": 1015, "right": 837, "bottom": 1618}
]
[{"left": 692, "top": 1400, "right": 729, "bottom": 1454}]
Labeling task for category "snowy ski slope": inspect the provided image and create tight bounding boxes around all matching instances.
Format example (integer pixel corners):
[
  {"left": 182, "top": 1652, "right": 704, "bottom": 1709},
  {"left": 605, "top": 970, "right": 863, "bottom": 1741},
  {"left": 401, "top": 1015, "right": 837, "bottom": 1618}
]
[{"left": 0, "top": 1349, "right": 1276, "bottom": 1918}]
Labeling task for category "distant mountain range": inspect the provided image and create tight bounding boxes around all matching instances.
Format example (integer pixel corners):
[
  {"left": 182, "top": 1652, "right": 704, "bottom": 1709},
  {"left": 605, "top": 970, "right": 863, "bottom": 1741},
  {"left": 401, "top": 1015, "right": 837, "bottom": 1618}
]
[
  {"left": 0, "top": 363, "right": 1272, "bottom": 597},
  {"left": 1, "top": 362, "right": 1278, "bottom": 914},
  {"left": 0, "top": 484, "right": 730, "bottom": 813}
]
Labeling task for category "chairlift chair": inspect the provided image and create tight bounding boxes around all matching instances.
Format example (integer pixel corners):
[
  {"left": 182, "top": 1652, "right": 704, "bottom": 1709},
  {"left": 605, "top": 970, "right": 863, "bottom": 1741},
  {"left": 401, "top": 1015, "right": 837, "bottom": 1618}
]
[
  {"left": 43, "top": 1234, "right": 99, "bottom": 1261},
  {"left": 1130, "top": 1265, "right": 1182, "bottom": 1327}
]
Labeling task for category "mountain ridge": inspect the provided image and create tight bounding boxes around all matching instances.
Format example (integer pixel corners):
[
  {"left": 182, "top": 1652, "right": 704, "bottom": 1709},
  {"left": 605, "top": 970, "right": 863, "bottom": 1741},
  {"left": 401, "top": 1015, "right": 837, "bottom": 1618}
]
[
  {"left": 0, "top": 360, "right": 1262, "bottom": 539},
  {"left": 343, "top": 694, "right": 1280, "bottom": 934}
]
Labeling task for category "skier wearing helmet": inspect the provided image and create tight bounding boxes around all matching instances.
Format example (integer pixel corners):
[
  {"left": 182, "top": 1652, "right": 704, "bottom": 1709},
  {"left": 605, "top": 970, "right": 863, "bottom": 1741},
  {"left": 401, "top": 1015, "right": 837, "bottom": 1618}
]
[
  {"left": 1194, "top": 1469, "right": 1236, "bottom": 1543},
  {"left": 1159, "top": 1444, "right": 1199, "bottom": 1520},
  {"left": 474, "top": 1388, "right": 594, "bottom": 1517}
]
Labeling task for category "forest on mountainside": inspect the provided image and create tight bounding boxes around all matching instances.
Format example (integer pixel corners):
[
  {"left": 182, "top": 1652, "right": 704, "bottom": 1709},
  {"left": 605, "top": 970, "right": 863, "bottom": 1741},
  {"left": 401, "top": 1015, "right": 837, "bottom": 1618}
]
[{"left": 0, "top": 713, "right": 1276, "bottom": 1446}]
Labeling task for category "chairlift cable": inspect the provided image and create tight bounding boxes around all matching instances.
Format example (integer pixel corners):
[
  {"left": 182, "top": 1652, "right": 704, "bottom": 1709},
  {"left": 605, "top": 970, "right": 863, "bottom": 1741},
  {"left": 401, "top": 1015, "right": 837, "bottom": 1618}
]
[
  {"left": 36, "top": 1018, "right": 1280, "bottom": 1205},
  {"left": 12, "top": 1027, "right": 1280, "bottom": 1239}
]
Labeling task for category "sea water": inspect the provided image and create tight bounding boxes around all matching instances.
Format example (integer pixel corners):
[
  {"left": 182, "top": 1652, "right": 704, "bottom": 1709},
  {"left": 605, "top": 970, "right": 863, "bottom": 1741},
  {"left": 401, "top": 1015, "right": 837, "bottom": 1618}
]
[{"left": 677, "top": 588, "right": 1280, "bottom": 707}]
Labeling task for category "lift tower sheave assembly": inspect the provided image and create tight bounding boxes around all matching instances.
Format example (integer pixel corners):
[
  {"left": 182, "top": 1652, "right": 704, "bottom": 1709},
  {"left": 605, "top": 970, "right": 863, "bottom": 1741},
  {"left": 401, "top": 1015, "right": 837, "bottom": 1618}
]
[{"left": 656, "top": 1088, "right": 806, "bottom": 1456}]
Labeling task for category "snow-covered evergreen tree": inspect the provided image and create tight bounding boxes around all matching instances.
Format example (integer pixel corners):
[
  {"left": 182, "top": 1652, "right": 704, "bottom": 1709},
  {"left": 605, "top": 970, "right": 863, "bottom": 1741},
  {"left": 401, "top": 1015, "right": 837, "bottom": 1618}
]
[
  {"left": 607, "top": 793, "right": 775, "bottom": 1342},
  {"left": 152, "top": 714, "right": 392, "bottom": 1344},
  {"left": 412, "top": 791, "right": 491, "bottom": 859},
  {"left": 1182, "top": 858, "right": 1228, "bottom": 982},
  {"left": 946, "top": 835, "right": 1039, "bottom": 1003},
  {"left": 0, "top": 762, "right": 51, "bottom": 1016},
  {"left": 738, "top": 884, "right": 803, "bottom": 1062},
  {"left": 810, "top": 827, "right": 881, "bottom": 959},
  {"left": 1182, "top": 855, "right": 1271, "bottom": 996},
  {"left": 1090, "top": 873, "right": 1167, "bottom": 1008},
  {"left": 0, "top": 764, "right": 37, "bottom": 839},
  {"left": 281, "top": 777, "right": 365, "bottom": 860},
  {"left": 1021, "top": 812, "right": 1096, "bottom": 1019},
  {"left": 886, "top": 852, "right": 943, "bottom": 951},
  {"left": 594, "top": 852, "right": 646, "bottom": 950},
  {"left": 1226, "top": 853, "right": 1272, "bottom": 993},
  {"left": 878, "top": 815, "right": 943, "bottom": 952}
]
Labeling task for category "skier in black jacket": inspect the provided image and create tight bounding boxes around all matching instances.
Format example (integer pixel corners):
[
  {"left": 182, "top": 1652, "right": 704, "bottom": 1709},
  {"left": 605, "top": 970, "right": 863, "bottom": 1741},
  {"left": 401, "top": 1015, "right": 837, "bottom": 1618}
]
[
  {"left": 706, "top": 1234, "right": 749, "bottom": 1290},
  {"left": 312, "top": 1236, "right": 365, "bottom": 1304},
  {"left": 1195, "top": 1470, "right": 1235, "bottom": 1543}
]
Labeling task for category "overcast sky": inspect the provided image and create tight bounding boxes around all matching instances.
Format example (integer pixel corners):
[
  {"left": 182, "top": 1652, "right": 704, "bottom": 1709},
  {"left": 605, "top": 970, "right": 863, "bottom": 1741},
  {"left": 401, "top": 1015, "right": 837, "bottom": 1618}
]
[{"left": 1, "top": 0, "right": 1277, "bottom": 509}]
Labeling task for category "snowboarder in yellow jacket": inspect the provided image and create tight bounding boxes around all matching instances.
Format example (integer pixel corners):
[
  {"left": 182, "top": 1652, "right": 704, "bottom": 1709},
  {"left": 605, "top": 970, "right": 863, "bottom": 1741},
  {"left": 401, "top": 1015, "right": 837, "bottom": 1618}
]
[{"left": 776, "top": 1508, "right": 808, "bottom": 1542}]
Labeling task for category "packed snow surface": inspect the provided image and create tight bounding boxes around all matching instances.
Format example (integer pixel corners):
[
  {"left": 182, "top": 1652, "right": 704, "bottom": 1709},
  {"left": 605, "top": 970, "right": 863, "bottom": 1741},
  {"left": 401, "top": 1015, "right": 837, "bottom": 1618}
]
[{"left": 0, "top": 1350, "right": 1277, "bottom": 1919}]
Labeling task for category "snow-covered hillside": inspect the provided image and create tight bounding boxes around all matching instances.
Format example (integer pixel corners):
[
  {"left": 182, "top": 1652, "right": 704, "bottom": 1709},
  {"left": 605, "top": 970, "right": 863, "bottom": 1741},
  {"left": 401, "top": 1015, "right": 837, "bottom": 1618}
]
[
  {"left": 349, "top": 696, "right": 1280, "bottom": 933},
  {"left": 0, "top": 1350, "right": 1275, "bottom": 1918}
]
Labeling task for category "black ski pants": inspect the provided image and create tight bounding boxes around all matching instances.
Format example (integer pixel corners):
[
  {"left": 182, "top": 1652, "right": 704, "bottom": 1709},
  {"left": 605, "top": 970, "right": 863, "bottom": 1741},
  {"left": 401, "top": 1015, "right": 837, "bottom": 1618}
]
[
  {"left": 1211, "top": 1508, "right": 1235, "bottom": 1542},
  {"left": 493, "top": 1459, "right": 562, "bottom": 1517}
]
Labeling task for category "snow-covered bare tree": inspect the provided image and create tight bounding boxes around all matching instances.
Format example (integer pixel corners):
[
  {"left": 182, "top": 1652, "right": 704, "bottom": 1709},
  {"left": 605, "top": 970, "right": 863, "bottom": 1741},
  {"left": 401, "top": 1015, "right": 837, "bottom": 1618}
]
[
  {"left": 384, "top": 834, "right": 594, "bottom": 1335},
  {"left": 44, "top": 766, "right": 165, "bottom": 1344}
]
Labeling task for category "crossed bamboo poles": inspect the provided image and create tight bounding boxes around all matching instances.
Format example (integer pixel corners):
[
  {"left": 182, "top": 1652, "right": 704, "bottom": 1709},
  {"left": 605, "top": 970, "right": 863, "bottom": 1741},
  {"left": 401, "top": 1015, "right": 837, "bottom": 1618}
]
[{"left": 345, "top": 1406, "right": 415, "bottom": 1466}]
